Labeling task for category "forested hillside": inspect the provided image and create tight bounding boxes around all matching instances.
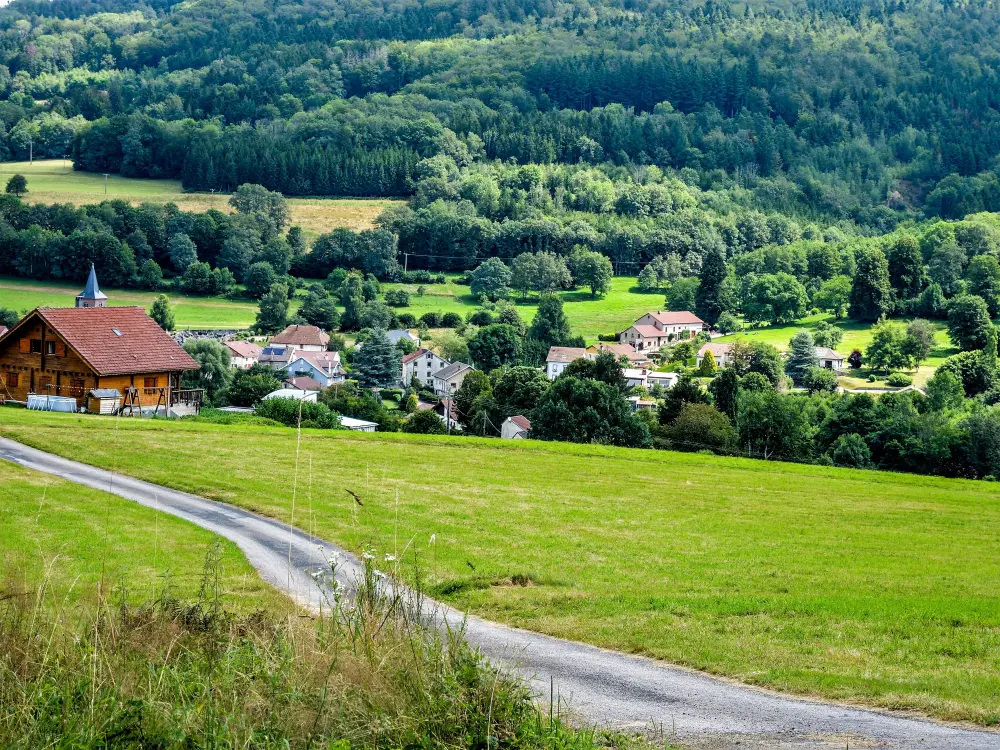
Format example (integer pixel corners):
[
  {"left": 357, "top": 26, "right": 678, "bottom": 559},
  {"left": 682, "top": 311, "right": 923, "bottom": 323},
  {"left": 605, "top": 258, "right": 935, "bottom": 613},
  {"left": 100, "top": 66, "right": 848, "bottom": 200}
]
[{"left": 1, "top": 0, "right": 1000, "bottom": 230}]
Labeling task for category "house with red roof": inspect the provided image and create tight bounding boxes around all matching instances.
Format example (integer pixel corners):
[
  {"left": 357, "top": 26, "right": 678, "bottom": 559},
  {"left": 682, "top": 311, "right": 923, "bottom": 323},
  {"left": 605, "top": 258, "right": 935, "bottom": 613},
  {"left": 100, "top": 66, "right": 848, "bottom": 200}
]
[
  {"left": 269, "top": 324, "right": 330, "bottom": 352},
  {"left": 501, "top": 415, "right": 530, "bottom": 439},
  {"left": 619, "top": 311, "right": 704, "bottom": 351},
  {"left": 224, "top": 339, "right": 263, "bottom": 369},
  {"left": 0, "top": 305, "right": 200, "bottom": 413}
]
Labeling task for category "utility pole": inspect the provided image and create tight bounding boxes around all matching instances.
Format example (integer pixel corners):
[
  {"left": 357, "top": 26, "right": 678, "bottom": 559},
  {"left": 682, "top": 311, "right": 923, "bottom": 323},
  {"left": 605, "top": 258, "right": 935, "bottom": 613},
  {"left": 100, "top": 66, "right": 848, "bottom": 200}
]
[
  {"left": 102, "top": 174, "right": 110, "bottom": 194},
  {"left": 404, "top": 253, "right": 409, "bottom": 273},
  {"left": 27, "top": 139, "right": 33, "bottom": 164}
]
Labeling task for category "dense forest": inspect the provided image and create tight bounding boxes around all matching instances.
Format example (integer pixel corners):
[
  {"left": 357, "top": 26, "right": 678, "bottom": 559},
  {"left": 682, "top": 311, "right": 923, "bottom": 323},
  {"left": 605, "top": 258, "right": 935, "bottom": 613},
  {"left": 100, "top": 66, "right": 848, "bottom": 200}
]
[{"left": 1, "top": 0, "right": 1000, "bottom": 229}]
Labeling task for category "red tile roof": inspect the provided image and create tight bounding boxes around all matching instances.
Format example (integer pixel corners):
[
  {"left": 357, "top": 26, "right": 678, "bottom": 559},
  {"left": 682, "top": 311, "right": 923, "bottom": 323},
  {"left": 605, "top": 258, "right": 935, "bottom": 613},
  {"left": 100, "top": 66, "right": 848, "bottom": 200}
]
[
  {"left": 646, "top": 311, "right": 704, "bottom": 326},
  {"left": 285, "top": 376, "right": 323, "bottom": 391},
  {"left": 402, "top": 347, "right": 431, "bottom": 364},
  {"left": 270, "top": 325, "right": 329, "bottom": 348},
  {"left": 225, "top": 340, "right": 262, "bottom": 358},
  {"left": 629, "top": 325, "right": 668, "bottom": 338},
  {"left": 545, "top": 346, "right": 587, "bottom": 363},
  {"left": 25, "top": 307, "right": 199, "bottom": 376}
]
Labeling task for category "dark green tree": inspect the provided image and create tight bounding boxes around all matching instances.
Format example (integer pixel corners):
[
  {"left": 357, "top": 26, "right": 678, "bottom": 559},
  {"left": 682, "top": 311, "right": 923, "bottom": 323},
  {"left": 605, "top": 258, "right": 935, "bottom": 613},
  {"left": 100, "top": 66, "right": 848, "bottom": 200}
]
[
  {"left": 468, "top": 324, "right": 523, "bottom": 372},
  {"left": 850, "top": 248, "right": 892, "bottom": 322},
  {"left": 527, "top": 293, "right": 573, "bottom": 348},
  {"left": 253, "top": 282, "right": 290, "bottom": 334},
  {"left": 886, "top": 235, "right": 923, "bottom": 299},
  {"left": 530, "top": 376, "right": 650, "bottom": 447},
  {"left": 244, "top": 261, "right": 277, "bottom": 299},
  {"left": 5, "top": 174, "right": 26, "bottom": 197},
  {"left": 148, "top": 294, "right": 174, "bottom": 331},
  {"left": 181, "top": 339, "right": 233, "bottom": 404},
  {"left": 659, "top": 374, "right": 712, "bottom": 425},
  {"left": 785, "top": 330, "right": 818, "bottom": 385},
  {"left": 967, "top": 255, "right": 1000, "bottom": 316},
  {"left": 695, "top": 248, "right": 728, "bottom": 325},
  {"left": 353, "top": 328, "right": 404, "bottom": 388},
  {"left": 709, "top": 367, "right": 740, "bottom": 421},
  {"left": 299, "top": 290, "right": 340, "bottom": 331},
  {"left": 947, "top": 295, "right": 994, "bottom": 351}
]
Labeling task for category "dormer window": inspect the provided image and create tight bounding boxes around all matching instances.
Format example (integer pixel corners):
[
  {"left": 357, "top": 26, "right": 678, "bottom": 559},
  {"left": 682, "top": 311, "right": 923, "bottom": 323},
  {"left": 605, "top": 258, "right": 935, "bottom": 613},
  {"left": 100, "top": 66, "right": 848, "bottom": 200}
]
[{"left": 112, "top": 328, "right": 122, "bottom": 337}]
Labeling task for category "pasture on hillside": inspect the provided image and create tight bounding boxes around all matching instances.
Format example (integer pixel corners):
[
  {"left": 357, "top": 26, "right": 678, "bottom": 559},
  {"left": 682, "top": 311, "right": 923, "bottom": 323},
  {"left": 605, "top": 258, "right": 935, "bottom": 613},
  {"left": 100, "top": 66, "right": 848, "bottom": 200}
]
[
  {"left": 0, "top": 160, "right": 395, "bottom": 235},
  {"left": 2, "top": 410, "right": 998, "bottom": 726},
  {"left": 385, "top": 275, "right": 664, "bottom": 342},
  {"left": 0, "top": 276, "right": 262, "bottom": 329},
  {"left": 718, "top": 313, "right": 958, "bottom": 387}
]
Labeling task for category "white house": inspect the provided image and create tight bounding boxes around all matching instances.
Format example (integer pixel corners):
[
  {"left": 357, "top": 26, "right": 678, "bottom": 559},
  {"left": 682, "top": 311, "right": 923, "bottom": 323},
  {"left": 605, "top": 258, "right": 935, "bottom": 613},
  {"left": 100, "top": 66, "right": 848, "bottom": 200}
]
[
  {"left": 619, "top": 311, "right": 704, "bottom": 351},
  {"left": 815, "top": 347, "right": 846, "bottom": 370},
  {"left": 402, "top": 348, "right": 450, "bottom": 387},
  {"left": 697, "top": 342, "right": 734, "bottom": 368},
  {"left": 646, "top": 371, "right": 679, "bottom": 390},
  {"left": 270, "top": 324, "right": 330, "bottom": 353},
  {"left": 501, "top": 415, "right": 531, "bottom": 439},
  {"left": 433, "top": 362, "right": 473, "bottom": 396},
  {"left": 586, "top": 343, "right": 651, "bottom": 367},
  {"left": 282, "top": 351, "right": 344, "bottom": 387},
  {"left": 225, "top": 340, "right": 262, "bottom": 369},
  {"left": 340, "top": 416, "right": 378, "bottom": 432},
  {"left": 545, "top": 346, "right": 587, "bottom": 379}
]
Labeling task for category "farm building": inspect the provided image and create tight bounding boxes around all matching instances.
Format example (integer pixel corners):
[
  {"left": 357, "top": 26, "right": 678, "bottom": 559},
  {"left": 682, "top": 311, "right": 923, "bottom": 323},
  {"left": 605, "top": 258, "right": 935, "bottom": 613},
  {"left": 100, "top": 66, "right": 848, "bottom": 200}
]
[
  {"left": 501, "top": 415, "right": 531, "bottom": 439},
  {"left": 619, "top": 311, "right": 703, "bottom": 351}
]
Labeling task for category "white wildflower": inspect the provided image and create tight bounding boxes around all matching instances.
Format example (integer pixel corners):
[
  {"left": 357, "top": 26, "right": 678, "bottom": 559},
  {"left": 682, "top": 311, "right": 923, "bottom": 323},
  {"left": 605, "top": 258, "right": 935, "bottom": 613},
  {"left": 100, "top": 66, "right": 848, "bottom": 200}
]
[{"left": 384, "top": 554, "right": 396, "bottom": 562}]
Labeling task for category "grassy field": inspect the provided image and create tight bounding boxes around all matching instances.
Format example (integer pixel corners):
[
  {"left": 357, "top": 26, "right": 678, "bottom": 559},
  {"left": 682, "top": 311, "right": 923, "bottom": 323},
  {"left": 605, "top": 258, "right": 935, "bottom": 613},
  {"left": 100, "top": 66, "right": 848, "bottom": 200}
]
[
  {"left": 387, "top": 275, "right": 663, "bottom": 342},
  {"left": 1, "top": 159, "right": 396, "bottom": 235},
  {"left": 0, "top": 458, "right": 279, "bottom": 610},
  {"left": 0, "top": 275, "right": 261, "bottom": 329},
  {"left": 719, "top": 313, "right": 957, "bottom": 386},
  {"left": 2, "top": 410, "right": 998, "bottom": 725}
]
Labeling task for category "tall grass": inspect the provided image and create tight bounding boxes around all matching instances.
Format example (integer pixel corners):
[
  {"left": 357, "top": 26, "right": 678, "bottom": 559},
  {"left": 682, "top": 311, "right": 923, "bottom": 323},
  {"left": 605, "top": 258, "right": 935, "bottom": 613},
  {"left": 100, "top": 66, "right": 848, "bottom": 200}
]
[{"left": 0, "top": 544, "right": 636, "bottom": 750}]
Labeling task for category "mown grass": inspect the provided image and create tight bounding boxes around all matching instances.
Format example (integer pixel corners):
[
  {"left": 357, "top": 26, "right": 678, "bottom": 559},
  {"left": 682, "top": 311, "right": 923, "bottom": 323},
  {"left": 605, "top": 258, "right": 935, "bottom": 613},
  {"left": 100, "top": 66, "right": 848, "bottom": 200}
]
[
  {"left": 718, "top": 313, "right": 957, "bottom": 386},
  {"left": 0, "top": 459, "right": 279, "bottom": 610},
  {"left": 386, "top": 275, "right": 663, "bottom": 342},
  {"left": 1, "top": 159, "right": 396, "bottom": 235},
  {"left": 1, "top": 456, "right": 644, "bottom": 749},
  {"left": 2, "top": 410, "right": 999, "bottom": 725}
]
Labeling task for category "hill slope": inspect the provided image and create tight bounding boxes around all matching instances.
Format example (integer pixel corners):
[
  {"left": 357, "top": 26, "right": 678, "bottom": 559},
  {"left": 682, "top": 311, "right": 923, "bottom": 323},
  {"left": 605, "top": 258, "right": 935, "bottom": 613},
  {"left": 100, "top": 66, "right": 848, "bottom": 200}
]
[{"left": 2, "top": 409, "right": 998, "bottom": 725}]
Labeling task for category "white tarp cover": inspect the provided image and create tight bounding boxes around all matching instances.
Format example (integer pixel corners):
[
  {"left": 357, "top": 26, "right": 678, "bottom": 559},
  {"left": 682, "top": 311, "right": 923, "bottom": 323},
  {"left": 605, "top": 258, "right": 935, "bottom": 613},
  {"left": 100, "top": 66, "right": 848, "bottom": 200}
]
[{"left": 26, "top": 394, "right": 77, "bottom": 412}]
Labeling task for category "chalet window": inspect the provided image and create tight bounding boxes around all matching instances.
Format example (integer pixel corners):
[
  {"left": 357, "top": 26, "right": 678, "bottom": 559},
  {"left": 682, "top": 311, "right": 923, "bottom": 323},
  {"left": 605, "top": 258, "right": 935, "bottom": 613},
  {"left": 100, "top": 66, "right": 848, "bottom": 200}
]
[
  {"left": 29, "top": 339, "right": 41, "bottom": 354},
  {"left": 5, "top": 372, "right": 17, "bottom": 388},
  {"left": 143, "top": 377, "right": 158, "bottom": 394},
  {"left": 45, "top": 341, "right": 62, "bottom": 355}
]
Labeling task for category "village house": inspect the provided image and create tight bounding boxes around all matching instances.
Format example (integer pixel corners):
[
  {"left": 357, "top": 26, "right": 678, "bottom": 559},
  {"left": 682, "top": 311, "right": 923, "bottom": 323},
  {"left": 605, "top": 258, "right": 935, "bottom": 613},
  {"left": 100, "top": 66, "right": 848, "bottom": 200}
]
[
  {"left": 619, "top": 311, "right": 704, "bottom": 351},
  {"left": 501, "top": 415, "right": 531, "bottom": 439},
  {"left": 282, "top": 350, "right": 344, "bottom": 388},
  {"left": 623, "top": 368, "right": 680, "bottom": 390},
  {"left": 815, "top": 347, "right": 846, "bottom": 370},
  {"left": 401, "top": 348, "right": 450, "bottom": 387},
  {"left": 432, "top": 362, "right": 473, "bottom": 396},
  {"left": 545, "top": 346, "right": 587, "bottom": 379},
  {"left": 270, "top": 324, "right": 329, "bottom": 353},
  {"left": 0, "top": 272, "right": 200, "bottom": 415},
  {"left": 586, "top": 343, "right": 651, "bottom": 367},
  {"left": 697, "top": 342, "right": 735, "bottom": 368},
  {"left": 225, "top": 340, "right": 263, "bottom": 369},
  {"left": 386, "top": 329, "right": 420, "bottom": 347}
]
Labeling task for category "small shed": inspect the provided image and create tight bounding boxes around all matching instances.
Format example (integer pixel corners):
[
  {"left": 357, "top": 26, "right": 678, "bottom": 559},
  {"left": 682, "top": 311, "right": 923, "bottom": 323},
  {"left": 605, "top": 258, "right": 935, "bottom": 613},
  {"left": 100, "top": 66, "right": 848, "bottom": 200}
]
[
  {"left": 339, "top": 416, "right": 379, "bottom": 432},
  {"left": 87, "top": 388, "right": 122, "bottom": 415}
]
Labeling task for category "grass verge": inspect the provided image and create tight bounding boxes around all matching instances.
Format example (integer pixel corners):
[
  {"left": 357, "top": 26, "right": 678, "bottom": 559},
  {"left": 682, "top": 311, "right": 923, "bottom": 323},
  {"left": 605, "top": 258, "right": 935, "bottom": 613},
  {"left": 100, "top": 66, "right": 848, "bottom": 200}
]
[{"left": 1, "top": 410, "right": 998, "bottom": 726}]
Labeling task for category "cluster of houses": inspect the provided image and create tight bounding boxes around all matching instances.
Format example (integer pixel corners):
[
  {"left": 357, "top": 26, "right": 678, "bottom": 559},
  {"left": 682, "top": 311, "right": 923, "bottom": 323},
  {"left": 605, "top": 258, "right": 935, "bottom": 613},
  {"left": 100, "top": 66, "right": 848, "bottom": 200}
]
[{"left": 0, "top": 269, "right": 846, "bottom": 434}]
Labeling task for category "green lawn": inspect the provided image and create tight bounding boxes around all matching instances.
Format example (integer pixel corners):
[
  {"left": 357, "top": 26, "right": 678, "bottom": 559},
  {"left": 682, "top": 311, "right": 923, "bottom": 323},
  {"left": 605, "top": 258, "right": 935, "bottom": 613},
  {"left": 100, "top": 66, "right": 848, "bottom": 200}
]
[
  {"left": 0, "top": 457, "right": 279, "bottom": 610},
  {"left": 718, "top": 313, "right": 958, "bottom": 386},
  {"left": 0, "top": 275, "right": 261, "bottom": 329},
  {"left": 387, "top": 275, "right": 662, "bottom": 342},
  {"left": 2, "top": 410, "right": 999, "bottom": 725}
]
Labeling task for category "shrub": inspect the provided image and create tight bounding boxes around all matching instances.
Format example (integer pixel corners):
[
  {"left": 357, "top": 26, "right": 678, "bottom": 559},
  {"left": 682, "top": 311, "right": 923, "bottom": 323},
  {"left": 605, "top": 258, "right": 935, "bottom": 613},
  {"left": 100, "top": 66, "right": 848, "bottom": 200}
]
[
  {"left": 402, "top": 409, "right": 447, "bottom": 434},
  {"left": 467, "top": 310, "right": 494, "bottom": 326},
  {"left": 441, "top": 312, "right": 463, "bottom": 328},
  {"left": 254, "top": 397, "right": 339, "bottom": 428},
  {"left": 397, "top": 313, "right": 417, "bottom": 327},
  {"left": 886, "top": 372, "right": 913, "bottom": 387},
  {"left": 385, "top": 289, "right": 411, "bottom": 307},
  {"left": 419, "top": 311, "right": 443, "bottom": 328}
]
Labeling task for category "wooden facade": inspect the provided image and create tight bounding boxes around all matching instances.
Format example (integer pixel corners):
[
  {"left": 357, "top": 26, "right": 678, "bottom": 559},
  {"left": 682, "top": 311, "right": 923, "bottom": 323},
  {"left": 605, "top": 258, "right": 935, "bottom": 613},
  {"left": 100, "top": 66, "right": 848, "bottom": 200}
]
[{"left": 0, "top": 309, "right": 192, "bottom": 412}]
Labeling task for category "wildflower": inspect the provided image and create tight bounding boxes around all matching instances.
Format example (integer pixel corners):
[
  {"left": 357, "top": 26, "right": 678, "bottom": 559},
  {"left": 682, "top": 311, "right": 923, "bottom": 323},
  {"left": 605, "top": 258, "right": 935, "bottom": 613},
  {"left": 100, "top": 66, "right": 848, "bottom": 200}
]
[
  {"left": 362, "top": 550, "right": 375, "bottom": 561},
  {"left": 429, "top": 533, "right": 436, "bottom": 546},
  {"left": 384, "top": 554, "right": 396, "bottom": 562}
]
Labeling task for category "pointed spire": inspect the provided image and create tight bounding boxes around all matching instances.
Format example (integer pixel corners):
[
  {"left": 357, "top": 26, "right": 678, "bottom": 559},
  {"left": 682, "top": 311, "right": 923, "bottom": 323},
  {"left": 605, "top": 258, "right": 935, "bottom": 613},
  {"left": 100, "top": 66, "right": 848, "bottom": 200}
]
[{"left": 76, "top": 263, "right": 108, "bottom": 308}]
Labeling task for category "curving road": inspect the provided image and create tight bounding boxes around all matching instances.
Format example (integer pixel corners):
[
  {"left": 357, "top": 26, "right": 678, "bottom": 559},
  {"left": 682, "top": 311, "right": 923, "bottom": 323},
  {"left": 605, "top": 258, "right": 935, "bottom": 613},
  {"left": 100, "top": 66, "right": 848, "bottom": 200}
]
[{"left": 1, "top": 436, "right": 997, "bottom": 750}]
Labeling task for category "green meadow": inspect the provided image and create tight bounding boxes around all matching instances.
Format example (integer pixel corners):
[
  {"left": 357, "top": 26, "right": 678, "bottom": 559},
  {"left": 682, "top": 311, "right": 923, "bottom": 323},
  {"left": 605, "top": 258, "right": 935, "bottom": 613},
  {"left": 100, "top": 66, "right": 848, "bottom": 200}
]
[
  {"left": 386, "top": 275, "right": 663, "bottom": 342},
  {"left": 2, "top": 409, "right": 998, "bottom": 725},
  {"left": 0, "top": 458, "right": 279, "bottom": 610},
  {"left": 0, "top": 275, "right": 261, "bottom": 329}
]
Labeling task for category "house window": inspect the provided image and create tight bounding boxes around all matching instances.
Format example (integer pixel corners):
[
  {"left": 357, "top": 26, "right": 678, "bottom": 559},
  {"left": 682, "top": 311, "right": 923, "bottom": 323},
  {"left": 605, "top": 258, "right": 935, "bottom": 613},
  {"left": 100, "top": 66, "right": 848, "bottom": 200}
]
[
  {"left": 30, "top": 339, "right": 41, "bottom": 354},
  {"left": 143, "top": 377, "right": 158, "bottom": 394},
  {"left": 5, "top": 372, "right": 17, "bottom": 388}
]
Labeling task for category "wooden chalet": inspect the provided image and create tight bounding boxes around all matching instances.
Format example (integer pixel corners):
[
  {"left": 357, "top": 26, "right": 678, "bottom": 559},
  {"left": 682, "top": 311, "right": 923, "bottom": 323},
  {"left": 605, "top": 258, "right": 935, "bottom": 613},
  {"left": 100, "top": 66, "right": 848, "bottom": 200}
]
[{"left": 0, "top": 306, "right": 201, "bottom": 415}]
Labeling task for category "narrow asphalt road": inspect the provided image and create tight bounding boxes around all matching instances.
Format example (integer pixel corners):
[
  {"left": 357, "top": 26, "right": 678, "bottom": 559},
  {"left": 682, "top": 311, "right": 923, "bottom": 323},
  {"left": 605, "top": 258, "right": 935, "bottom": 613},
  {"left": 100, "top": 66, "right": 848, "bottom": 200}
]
[{"left": 2, "top": 436, "right": 997, "bottom": 750}]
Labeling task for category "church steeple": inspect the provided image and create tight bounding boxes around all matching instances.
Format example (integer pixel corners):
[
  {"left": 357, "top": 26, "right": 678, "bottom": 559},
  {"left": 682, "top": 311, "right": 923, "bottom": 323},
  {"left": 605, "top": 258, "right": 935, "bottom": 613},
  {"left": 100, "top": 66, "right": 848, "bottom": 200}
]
[{"left": 76, "top": 264, "right": 108, "bottom": 308}]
